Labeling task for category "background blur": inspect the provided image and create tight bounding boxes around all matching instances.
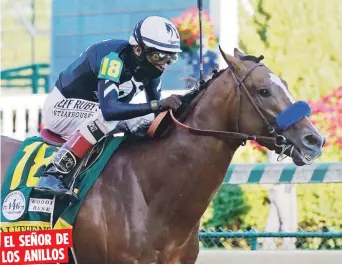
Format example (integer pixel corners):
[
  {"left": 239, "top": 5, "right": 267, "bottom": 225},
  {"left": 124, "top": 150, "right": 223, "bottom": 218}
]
[{"left": 1, "top": 0, "right": 341, "bottom": 251}]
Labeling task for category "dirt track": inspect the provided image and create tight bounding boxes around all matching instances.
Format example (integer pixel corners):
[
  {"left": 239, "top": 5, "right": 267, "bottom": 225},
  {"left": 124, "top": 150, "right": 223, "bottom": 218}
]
[{"left": 196, "top": 250, "right": 342, "bottom": 264}]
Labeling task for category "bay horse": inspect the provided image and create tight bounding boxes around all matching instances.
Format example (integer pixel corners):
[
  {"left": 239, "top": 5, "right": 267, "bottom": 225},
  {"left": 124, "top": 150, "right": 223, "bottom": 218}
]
[{"left": 1, "top": 48, "right": 324, "bottom": 263}]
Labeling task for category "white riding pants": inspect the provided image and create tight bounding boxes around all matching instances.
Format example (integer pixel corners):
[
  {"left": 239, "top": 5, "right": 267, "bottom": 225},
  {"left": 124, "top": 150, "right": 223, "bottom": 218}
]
[{"left": 42, "top": 87, "right": 154, "bottom": 143}]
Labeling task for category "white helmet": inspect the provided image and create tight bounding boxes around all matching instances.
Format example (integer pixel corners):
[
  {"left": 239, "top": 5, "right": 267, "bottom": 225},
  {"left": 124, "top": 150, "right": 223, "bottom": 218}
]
[{"left": 129, "top": 16, "right": 182, "bottom": 53}]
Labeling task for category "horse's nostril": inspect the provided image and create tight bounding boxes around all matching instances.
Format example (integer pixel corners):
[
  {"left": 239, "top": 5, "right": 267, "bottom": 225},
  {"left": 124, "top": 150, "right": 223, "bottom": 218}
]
[{"left": 304, "top": 134, "right": 320, "bottom": 147}]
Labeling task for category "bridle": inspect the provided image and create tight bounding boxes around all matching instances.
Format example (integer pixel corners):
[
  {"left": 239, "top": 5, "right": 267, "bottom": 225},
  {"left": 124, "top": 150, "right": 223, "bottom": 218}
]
[{"left": 169, "top": 60, "right": 295, "bottom": 161}]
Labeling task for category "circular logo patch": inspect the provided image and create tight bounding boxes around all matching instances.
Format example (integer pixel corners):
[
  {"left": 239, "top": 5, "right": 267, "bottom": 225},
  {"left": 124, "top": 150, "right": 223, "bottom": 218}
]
[{"left": 2, "top": 191, "right": 26, "bottom": 221}]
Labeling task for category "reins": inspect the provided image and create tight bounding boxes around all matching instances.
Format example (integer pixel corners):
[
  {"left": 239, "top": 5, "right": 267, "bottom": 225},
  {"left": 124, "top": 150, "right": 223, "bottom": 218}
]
[{"left": 169, "top": 64, "right": 287, "bottom": 148}]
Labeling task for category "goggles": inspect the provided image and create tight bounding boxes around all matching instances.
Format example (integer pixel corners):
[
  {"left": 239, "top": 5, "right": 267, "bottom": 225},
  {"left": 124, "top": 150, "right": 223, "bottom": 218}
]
[{"left": 146, "top": 50, "right": 178, "bottom": 65}]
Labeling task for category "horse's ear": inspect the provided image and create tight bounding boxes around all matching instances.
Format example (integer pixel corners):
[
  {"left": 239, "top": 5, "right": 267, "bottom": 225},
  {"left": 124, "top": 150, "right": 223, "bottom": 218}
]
[
  {"left": 234, "top": 48, "right": 245, "bottom": 58},
  {"left": 219, "top": 45, "right": 245, "bottom": 74}
]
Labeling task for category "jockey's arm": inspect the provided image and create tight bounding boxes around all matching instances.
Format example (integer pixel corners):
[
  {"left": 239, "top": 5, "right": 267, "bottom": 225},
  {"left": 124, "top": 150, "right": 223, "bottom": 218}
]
[
  {"left": 145, "top": 78, "right": 162, "bottom": 102},
  {"left": 97, "top": 79, "right": 156, "bottom": 121},
  {"left": 145, "top": 78, "right": 162, "bottom": 117}
]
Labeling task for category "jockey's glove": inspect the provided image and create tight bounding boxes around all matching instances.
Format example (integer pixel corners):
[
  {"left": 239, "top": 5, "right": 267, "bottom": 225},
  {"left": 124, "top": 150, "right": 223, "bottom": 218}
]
[{"left": 150, "top": 95, "right": 183, "bottom": 112}]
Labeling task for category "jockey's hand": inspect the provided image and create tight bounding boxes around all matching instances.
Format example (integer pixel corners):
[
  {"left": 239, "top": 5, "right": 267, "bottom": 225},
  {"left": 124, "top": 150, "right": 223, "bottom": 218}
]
[{"left": 159, "top": 94, "right": 183, "bottom": 112}]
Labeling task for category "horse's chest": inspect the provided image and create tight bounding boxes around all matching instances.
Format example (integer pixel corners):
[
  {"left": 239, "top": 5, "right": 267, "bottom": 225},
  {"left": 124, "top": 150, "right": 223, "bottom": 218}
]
[
  {"left": 133, "top": 248, "right": 183, "bottom": 263},
  {"left": 120, "top": 238, "right": 191, "bottom": 263}
]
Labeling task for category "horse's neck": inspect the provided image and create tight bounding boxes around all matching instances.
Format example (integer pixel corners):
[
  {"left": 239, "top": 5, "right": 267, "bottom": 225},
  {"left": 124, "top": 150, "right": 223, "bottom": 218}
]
[
  {"left": 160, "top": 71, "right": 240, "bottom": 228},
  {"left": 187, "top": 70, "right": 238, "bottom": 132}
]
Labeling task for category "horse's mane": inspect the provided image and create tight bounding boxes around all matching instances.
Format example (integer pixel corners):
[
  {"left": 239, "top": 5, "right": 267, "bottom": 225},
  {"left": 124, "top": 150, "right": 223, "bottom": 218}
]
[
  {"left": 129, "top": 70, "right": 225, "bottom": 138},
  {"left": 172, "top": 53, "right": 264, "bottom": 111},
  {"left": 179, "top": 69, "right": 226, "bottom": 109},
  {"left": 131, "top": 53, "right": 264, "bottom": 138},
  {"left": 179, "top": 54, "right": 264, "bottom": 108}
]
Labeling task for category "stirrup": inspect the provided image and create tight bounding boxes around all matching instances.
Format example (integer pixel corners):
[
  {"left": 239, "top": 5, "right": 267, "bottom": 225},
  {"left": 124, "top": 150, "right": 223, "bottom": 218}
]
[
  {"left": 35, "top": 173, "right": 78, "bottom": 200},
  {"left": 35, "top": 184, "right": 79, "bottom": 201}
]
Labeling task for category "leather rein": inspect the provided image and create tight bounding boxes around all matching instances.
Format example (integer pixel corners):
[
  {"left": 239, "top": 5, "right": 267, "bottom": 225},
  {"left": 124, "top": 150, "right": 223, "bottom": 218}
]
[{"left": 169, "top": 63, "right": 288, "bottom": 148}]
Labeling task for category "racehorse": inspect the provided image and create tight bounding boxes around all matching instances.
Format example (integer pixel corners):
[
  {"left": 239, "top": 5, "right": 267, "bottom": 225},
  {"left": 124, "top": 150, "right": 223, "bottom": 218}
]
[{"left": 1, "top": 48, "right": 324, "bottom": 263}]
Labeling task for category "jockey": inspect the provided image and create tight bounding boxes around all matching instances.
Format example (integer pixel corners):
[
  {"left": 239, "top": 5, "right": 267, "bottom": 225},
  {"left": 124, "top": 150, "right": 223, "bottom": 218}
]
[{"left": 35, "top": 16, "right": 183, "bottom": 196}]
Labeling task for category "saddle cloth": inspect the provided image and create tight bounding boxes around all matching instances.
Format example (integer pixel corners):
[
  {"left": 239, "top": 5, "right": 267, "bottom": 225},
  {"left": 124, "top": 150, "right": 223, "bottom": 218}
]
[{"left": 1, "top": 135, "right": 125, "bottom": 233}]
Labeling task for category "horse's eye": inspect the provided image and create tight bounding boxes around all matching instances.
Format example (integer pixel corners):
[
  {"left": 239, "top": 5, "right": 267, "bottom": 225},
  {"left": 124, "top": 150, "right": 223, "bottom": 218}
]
[{"left": 259, "top": 88, "right": 271, "bottom": 97}]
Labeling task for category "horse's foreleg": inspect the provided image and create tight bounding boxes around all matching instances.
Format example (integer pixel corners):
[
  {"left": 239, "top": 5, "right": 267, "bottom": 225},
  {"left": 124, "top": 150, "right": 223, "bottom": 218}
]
[
  {"left": 159, "top": 228, "right": 200, "bottom": 264},
  {"left": 178, "top": 234, "right": 200, "bottom": 264}
]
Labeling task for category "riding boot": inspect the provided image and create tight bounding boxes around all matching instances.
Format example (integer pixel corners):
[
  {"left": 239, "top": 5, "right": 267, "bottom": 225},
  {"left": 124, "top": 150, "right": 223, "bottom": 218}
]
[{"left": 35, "top": 131, "right": 94, "bottom": 197}]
